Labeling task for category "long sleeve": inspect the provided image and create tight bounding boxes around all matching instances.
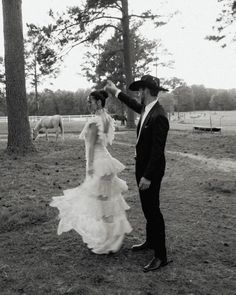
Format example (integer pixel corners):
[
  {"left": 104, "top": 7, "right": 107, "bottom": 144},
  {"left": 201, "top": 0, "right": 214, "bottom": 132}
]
[{"left": 117, "top": 92, "right": 143, "bottom": 114}]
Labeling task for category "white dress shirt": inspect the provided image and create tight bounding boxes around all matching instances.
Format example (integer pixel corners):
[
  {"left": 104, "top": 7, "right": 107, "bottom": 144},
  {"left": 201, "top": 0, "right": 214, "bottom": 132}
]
[
  {"left": 139, "top": 99, "right": 158, "bottom": 129},
  {"left": 137, "top": 99, "right": 159, "bottom": 142}
]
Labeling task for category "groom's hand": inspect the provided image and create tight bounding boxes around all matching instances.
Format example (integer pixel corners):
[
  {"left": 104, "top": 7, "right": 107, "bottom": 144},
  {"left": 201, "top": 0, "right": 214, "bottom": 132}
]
[
  {"left": 139, "top": 177, "right": 151, "bottom": 191},
  {"left": 104, "top": 80, "right": 119, "bottom": 97}
]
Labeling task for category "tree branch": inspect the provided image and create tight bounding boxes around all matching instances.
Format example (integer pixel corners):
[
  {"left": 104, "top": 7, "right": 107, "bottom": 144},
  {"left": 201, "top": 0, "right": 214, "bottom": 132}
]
[{"left": 129, "top": 13, "right": 162, "bottom": 19}]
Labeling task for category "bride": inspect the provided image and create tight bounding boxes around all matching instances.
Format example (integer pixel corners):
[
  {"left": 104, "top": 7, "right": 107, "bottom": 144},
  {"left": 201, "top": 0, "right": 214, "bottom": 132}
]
[{"left": 50, "top": 90, "right": 132, "bottom": 254}]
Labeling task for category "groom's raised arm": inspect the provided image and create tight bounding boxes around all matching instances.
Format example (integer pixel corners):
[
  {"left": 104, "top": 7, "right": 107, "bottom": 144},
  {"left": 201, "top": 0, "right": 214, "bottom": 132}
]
[
  {"left": 105, "top": 81, "right": 142, "bottom": 114},
  {"left": 117, "top": 92, "right": 142, "bottom": 114}
]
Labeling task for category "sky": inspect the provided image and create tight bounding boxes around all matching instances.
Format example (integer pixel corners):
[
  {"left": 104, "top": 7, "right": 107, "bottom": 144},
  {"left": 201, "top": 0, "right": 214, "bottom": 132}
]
[{"left": 0, "top": 0, "right": 235, "bottom": 91}]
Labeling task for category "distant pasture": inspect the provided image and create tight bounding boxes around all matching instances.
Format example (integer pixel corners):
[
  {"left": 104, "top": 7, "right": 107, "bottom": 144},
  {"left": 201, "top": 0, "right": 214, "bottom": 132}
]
[
  {"left": 0, "top": 110, "right": 235, "bottom": 136},
  {"left": 170, "top": 110, "right": 236, "bottom": 133},
  {"left": 0, "top": 117, "right": 87, "bottom": 136}
]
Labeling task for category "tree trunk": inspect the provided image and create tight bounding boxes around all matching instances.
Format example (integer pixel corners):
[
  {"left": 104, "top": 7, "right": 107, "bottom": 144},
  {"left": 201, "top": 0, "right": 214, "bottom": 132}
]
[
  {"left": 121, "top": 0, "right": 135, "bottom": 128},
  {"left": 33, "top": 55, "right": 39, "bottom": 116},
  {"left": 2, "top": 0, "right": 35, "bottom": 154}
]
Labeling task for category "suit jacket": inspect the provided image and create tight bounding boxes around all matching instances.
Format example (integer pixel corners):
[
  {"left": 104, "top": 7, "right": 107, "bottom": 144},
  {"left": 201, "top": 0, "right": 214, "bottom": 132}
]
[{"left": 118, "top": 92, "right": 169, "bottom": 182}]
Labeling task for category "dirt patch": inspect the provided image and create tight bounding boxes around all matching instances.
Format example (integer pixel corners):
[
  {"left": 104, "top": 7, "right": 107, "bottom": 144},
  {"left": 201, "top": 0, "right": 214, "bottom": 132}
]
[
  {"left": 167, "top": 151, "right": 236, "bottom": 172},
  {"left": 115, "top": 130, "right": 236, "bottom": 173},
  {"left": 0, "top": 131, "right": 235, "bottom": 295}
]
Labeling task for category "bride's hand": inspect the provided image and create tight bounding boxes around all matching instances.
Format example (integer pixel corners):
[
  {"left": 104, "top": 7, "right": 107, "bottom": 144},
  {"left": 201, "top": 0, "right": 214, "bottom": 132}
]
[
  {"left": 101, "top": 173, "right": 114, "bottom": 181},
  {"left": 104, "top": 80, "right": 118, "bottom": 97},
  {"left": 88, "top": 168, "right": 94, "bottom": 176}
]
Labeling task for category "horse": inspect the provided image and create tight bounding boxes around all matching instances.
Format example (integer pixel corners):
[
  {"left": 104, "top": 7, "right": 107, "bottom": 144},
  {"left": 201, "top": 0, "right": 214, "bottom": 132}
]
[
  {"left": 32, "top": 115, "right": 64, "bottom": 141},
  {"left": 111, "top": 114, "right": 127, "bottom": 126}
]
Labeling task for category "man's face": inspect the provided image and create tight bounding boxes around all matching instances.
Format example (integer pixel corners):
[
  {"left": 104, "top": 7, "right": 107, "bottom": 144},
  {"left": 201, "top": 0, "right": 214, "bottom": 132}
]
[{"left": 139, "top": 87, "right": 147, "bottom": 105}]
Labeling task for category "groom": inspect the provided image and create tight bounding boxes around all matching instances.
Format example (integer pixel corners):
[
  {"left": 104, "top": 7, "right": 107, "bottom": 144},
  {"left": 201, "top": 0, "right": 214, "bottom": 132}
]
[{"left": 105, "top": 75, "right": 169, "bottom": 272}]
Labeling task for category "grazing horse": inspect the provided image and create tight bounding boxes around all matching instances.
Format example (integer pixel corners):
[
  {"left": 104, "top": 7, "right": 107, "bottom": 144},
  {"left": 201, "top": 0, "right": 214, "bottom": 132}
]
[
  {"left": 33, "top": 115, "right": 64, "bottom": 141},
  {"left": 111, "top": 114, "right": 127, "bottom": 125}
]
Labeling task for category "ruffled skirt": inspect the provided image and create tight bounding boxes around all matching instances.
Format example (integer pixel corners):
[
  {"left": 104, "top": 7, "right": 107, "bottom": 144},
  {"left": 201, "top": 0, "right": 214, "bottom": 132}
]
[{"left": 50, "top": 155, "right": 132, "bottom": 254}]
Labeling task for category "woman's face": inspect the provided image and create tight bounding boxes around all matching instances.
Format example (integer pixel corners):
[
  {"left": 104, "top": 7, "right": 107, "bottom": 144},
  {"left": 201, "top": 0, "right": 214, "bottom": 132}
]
[{"left": 87, "top": 96, "right": 99, "bottom": 113}]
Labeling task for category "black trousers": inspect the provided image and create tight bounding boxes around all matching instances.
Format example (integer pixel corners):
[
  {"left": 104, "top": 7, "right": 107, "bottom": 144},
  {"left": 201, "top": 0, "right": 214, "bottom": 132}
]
[{"left": 137, "top": 176, "right": 167, "bottom": 260}]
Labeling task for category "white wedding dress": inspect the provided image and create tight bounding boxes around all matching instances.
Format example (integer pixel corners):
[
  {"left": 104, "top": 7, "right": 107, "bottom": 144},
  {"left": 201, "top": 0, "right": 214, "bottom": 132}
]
[{"left": 50, "top": 111, "right": 132, "bottom": 254}]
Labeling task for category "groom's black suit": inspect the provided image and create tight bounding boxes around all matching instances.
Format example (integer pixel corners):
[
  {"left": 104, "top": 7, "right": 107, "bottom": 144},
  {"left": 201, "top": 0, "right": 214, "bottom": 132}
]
[{"left": 117, "top": 92, "right": 169, "bottom": 259}]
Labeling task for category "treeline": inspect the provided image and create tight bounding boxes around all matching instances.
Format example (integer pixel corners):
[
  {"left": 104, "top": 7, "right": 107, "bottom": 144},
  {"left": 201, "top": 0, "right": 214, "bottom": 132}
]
[
  {"left": 160, "top": 84, "right": 236, "bottom": 113},
  {"left": 0, "top": 84, "right": 236, "bottom": 116},
  {"left": 27, "top": 89, "right": 91, "bottom": 116},
  {"left": 0, "top": 87, "right": 130, "bottom": 116}
]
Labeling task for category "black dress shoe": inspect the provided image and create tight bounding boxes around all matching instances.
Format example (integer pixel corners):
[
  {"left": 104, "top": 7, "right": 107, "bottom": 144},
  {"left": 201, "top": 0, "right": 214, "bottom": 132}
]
[
  {"left": 131, "top": 241, "right": 152, "bottom": 251},
  {"left": 143, "top": 257, "right": 168, "bottom": 273}
]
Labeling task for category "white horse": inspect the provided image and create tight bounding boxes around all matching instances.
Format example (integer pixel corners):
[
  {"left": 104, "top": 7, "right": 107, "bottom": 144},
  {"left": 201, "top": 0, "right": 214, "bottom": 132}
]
[{"left": 33, "top": 115, "right": 64, "bottom": 141}]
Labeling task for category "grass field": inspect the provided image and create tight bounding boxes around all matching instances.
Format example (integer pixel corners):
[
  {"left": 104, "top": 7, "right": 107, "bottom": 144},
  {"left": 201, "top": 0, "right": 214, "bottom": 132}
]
[
  {"left": 0, "top": 110, "right": 235, "bottom": 135},
  {"left": 0, "top": 114, "right": 236, "bottom": 294}
]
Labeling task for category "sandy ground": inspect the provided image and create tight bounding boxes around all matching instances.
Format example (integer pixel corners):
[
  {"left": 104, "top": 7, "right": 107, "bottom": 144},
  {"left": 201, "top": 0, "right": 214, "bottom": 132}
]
[{"left": 0, "top": 129, "right": 235, "bottom": 295}]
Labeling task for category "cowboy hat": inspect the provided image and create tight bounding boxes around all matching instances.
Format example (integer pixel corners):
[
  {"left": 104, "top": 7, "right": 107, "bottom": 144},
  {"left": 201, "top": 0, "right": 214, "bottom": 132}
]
[{"left": 129, "top": 75, "right": 168, "bottom": 92}]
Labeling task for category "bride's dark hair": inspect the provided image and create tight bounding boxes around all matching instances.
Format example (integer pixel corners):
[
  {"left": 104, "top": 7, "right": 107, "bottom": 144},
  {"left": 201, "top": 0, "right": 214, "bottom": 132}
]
[{"left": 90, "top": 90, "right": 108, "bottom": 107}]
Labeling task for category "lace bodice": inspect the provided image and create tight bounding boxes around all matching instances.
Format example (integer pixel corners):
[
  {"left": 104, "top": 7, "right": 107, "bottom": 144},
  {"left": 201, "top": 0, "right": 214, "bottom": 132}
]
[{"left": 79, "top": 110, "right": 115, "bottom": 147}]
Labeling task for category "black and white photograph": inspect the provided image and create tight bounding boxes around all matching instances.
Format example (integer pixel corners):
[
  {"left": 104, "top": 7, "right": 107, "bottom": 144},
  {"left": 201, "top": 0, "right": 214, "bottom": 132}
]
[{"left": 0, "top": 0, "right": 235, "bottom": 294}]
